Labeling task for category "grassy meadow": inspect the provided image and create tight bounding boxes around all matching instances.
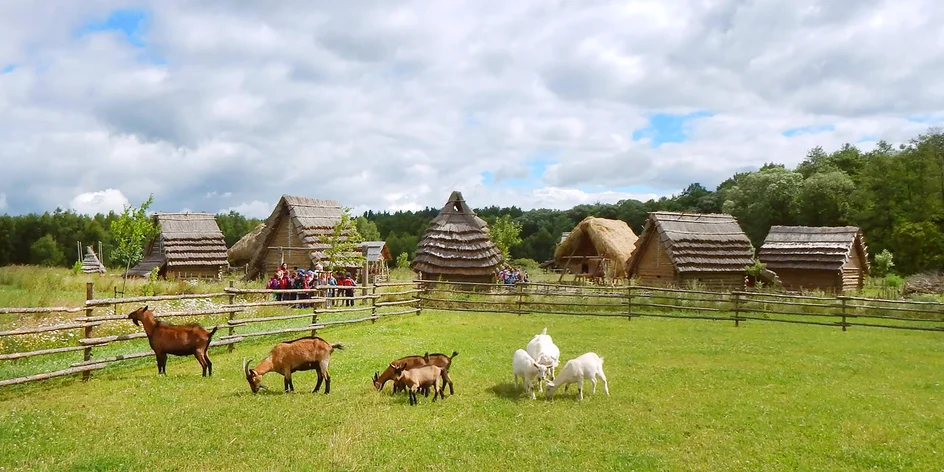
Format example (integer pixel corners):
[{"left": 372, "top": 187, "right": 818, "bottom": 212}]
[{"left": 1, "top": 308, "right": 943, "bottom": 471}]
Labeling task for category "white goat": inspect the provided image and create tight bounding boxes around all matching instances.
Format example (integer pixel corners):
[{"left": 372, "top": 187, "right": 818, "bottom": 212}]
[
  {"left": 512, "top": 349, "right": 549, "bottom": 400},
  {"left": 544, "top": 352, "right": 609, "bottom": 400},
  {"left": 526, "top": 327, "right": 560, "bottom": 389}
]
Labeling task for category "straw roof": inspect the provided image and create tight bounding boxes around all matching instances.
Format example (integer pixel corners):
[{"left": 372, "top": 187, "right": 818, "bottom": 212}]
[
  {"left": 227, "top": 222, "right": 265, "bottom": 265},
  {"left": 81, "top": 246, "right": 106, "bottom": 274},
  {"left": 554, "top": 217, "right": 638, "bottom": 278},
  {"left": 627, "top": 212, "right": 754, "bottom": 273},
  {"left": 154, "top": 213, "right": 228, "bottom": 267},
  {"left": 246, "top": 195, "right": 354, "bottom": 278},
  {"left": 411, "top": 191, "right": 502, "bottom": 277},
  {"left": 360, "top": 241, "right": 391, "bottom": 262},
  {"left": 127, "top": 212, "right": 228, "bottom": 276},
  {"left": 759, "top": 226, "right": 869, "bottom": 272}
]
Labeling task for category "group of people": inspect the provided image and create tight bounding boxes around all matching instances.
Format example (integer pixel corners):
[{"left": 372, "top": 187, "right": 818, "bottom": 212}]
[
  {"left": 496, "top": 266, "right": 529, "bottom": 285},
  {"left": 265, "top": 263, "right": 358, "bottom": 307}
]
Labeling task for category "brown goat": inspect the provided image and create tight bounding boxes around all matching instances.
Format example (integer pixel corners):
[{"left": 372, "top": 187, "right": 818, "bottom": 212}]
[
  {"left": 127, "top": 305, "right": 217, "bottom": 376},
  {"left": 392, "top": 363, "right": 444, "bottom": 406},
  {"left": 373, "top": 351, "right": 458, "bottom": 396},
  {"left": 243, "top": 336, "right": 343, "bottom": 394}
]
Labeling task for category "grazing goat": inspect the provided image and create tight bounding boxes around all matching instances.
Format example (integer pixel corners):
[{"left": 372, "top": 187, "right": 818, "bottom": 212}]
[
  {"left": 512, "top": 349, "right": 548, "bottom": 400},
  {"left": 544, "top": 352, "right": 609, "bottom": 400},
  {"left": 526, "top": 327, "right": 560, "bottom": 389},
  {"left": 373, "top": 351, "right": 458, "bottom": 396},
  {"left": 127, "top": 305, "right": 217, "bottom": 377},
  {"left": 243, "top": 336, "right": 343, "bottom": 394},
  {"left": 391, "top": 363, "right": 444, "bottom": 406}
]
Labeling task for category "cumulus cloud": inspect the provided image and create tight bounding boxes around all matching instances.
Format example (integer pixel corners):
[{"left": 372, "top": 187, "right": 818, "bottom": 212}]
[
  {"left": 69, "top": 189, "right": 130, "bottom": 215},
  {"left": 219, "top": 201, "right": 273, "bottom": 219},
  {"left": 1, "top": 0, "right": 943, "bottom": 216}
]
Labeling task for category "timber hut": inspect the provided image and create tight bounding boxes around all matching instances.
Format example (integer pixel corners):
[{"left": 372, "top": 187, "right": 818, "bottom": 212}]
[
  {"left": 626, "top": 212, "right": 754, "bottom": 290},
  {"left": 127, "top": 213, "right": 228, "bottom": 280},
  {"left": 758, "top": 226, "right": 869, "bottom": 292},
  {"left": 245, "top": 196, "right": 349, "bottom": 280},
  {"left": 411, "top": 191, "right": 502, "bottom": 284},
  {"left": 360, "top": 241, "right": 391, "bottom": 283},
  {"left": 554, "top": 217, "right": 638, "bottom": 282}
]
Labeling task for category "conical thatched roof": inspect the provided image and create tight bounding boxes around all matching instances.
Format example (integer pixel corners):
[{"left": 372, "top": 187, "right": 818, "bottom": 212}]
[
  {"left": 759, "top": 226, "right": 869, "bottom": 272},
  {"left": 81, "top": 246, "right": 106, "bottom": 274},
  {"left": 228, "top": 223, "right": 265, "bottom": 265},
  {"left": 411, "top": 191, "right": 501, "bottom": 278},
  {"left": 554, "top": 217, "right": 638, "bottom": 278},
  {"left": 627, "top": 212, "right": 754, "bottom": 274}
]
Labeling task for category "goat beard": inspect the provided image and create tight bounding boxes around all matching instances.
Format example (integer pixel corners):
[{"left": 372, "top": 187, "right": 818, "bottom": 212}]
[{"left": 131, "top": 319, "right": 140, "bottom": 326}]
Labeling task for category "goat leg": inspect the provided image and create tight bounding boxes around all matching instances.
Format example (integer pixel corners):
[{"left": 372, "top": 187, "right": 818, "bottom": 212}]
[
  {"left": 324, "top": 374, "right": 331, "bottom": 395},
  {"left": 205, "top": 353, "right": 213, "bottom": 377},
  {"left": 156, "top": 353, "right": 167, "bottom": 375}
]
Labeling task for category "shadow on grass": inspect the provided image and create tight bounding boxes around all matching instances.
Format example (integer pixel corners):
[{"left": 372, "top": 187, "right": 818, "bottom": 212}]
[{"left": 488, "top": 381, "right": 532, "bottom": 401}]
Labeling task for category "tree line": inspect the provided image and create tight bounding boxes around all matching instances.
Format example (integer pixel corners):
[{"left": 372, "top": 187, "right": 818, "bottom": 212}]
[{"left": 2, "top": 129, "right": 942, "bottom": 275}]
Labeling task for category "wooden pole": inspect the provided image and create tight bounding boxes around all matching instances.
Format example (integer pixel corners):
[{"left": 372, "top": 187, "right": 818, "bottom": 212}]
[
  {"left": 516, "top": 282, "right": 524, "bottom": 315},
  {"left": 82, "top": 282, "right": 94, "bottom": 381},
  {"left": 840, "top": 296, "right": 848, "bottom": 332},
  {"left": 626, "top": 284, "right": 634, "bottom": 320},
  {"left": 371, "top": 284, "right": 377, "bottom": 323},
  {"left": 558, "top": 243, "right": 579, "bottom": 283},
  {"left": 732, "top": 291, "right": 741, "bottom": 327},
  {"left": 227, "top": 281, "right": 237, "bottom": 352},
  {"left": 361, "top": 260, "right": 369, "bottom": 299}
]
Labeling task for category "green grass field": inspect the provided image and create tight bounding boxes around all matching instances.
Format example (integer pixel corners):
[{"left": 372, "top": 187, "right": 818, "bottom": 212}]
[{"left": 1, "top": 310, "right": 942, "bottom": 471}]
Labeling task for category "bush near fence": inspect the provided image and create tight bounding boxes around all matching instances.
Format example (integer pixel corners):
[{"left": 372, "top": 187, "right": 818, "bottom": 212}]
[{"left": 2, "top": 280, "right": 942, "bottom": 388}]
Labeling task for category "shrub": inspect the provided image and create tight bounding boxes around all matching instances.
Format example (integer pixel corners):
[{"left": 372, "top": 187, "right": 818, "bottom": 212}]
[
  {"left": 510, "top": 258, "right": 540, "bottom": 271},
  {"left": 884, "top": 274, "right": 904, "bottom": 289},
  {"left": 872, "top": 249, "right": 895, "bottom": 277},
  {"left": 395, "top": 252, "right": 409, "bottom": 269}
]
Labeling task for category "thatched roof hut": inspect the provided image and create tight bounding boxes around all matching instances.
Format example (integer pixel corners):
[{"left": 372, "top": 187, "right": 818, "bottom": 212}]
[
  {"left": 127, "top": 213, "right": 228, "bottom": 280},
  {"left": 81, "top": 246, "right": 106, "bottom": 274},
  {"left": 554, "top": 217, "right": 638, "bottom": 280},
  {"left": 626, "top": 212, "right": 754, "bottom": 290},
  {"left": 411, "top": 191, "right": 501, "bottom": 283},
  {"left": 228, "top": 222, "right": 265, "bottom": 266},
  {"left": 245, "top": 195, "right": 356, "bottom": 279},
  {"left": 758, "top": 226, "right": 868, "bottom": 292}
]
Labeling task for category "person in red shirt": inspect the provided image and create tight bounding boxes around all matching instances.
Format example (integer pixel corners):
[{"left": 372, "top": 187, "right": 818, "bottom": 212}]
[{"left": 341, "top": 272, "right": 356, "bottom": 306}]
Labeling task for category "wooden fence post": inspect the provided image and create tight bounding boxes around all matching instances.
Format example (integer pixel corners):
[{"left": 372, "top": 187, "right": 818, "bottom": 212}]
[
  {"left": 82, "top": 282, "right": 94, "bottom": 381},
  {"left": 371, "top": 284, "right": 377, "bottom": 323},
  {"left": 227, "top": 281, "right": 236, "bottom": 353},
  {"left": 416, "top": 281, "right": 423, "bottom": 316},
  {"left": 516, "top": 283, "right": 524, "bottom": 315},
  {"left": 839, "top": 296, "right": 848, "bottom": 332},
  {"left": 626, "top": 284, "right": 634, "bottom": 320},
  {"left": 732, "top": 291, "right": 741, "bottom": 327}
]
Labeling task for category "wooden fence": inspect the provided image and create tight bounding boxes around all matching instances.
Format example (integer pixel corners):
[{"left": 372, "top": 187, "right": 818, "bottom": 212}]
[
  {"left": 419, "top": 280, "right": 944, "bottom": 332},
  {"left": 3, "top": 279, "right": 943, "bottom": 388},
  {"left": 0, "top": 281, "right": 421, "bottom": 387}
]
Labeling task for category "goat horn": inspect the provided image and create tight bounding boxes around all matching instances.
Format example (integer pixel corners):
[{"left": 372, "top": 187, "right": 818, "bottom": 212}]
[{"left": 243, "top": 358, "right": 252, "bottom": 376}]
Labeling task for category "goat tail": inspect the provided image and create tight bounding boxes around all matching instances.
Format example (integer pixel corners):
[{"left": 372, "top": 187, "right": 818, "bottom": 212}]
[
  {"left": 540, "top": 327, "right": 547, "bottom": 335},
  {"left": 207, "top": 326, "right": 218, "bottom": 341},
  {"left": 450, "top": 351, "right": 459, "bottom": 360},
  {"left": 331, "top": 342, "right": 344, "bottom": 351}
]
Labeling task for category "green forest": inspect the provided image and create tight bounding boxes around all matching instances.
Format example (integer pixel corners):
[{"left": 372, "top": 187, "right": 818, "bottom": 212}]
[{"left": 2, "top": 130, "right": 943, "bottom": 276}]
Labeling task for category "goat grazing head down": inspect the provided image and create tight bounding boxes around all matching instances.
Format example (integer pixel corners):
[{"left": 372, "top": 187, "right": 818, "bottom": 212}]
[
  {"left": 243, "top": 337, "right": 343, "bottom": 394},
  {"left": 243, "top": 358, "right": 266, "bottom": 393}
]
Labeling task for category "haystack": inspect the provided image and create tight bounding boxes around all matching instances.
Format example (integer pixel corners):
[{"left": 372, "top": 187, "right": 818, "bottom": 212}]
[
  {"left": 127, "top": 213, "right": 228, "bottom": 280},
  {"left": 554, "top": 217, "right": 637, "bottom": 279},
  {"left": 758, "top": 226, "right": 868, "bottom": 292},
  {"left": 411, "top": 191, "right": 501, "bottom": 283},
  {"left": 81, "top": 246, "right": 106, "bottom": 274},
  {"left": 228, "top": 223, "right": 265, "bottom": 266},
  {"left": 626, "top": 212, "right": 754, "bottom": 290}
]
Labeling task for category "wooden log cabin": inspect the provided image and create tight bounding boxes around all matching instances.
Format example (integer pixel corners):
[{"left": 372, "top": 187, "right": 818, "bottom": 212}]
[
  {"left": 758, "top": 226, "right": 869, "bottom": 292},
  {"left": 126, "top": 213, "right": 228, "bottom": 280},
  {"left": 625, "top": 212, "right": 754, "bottom": 291}
]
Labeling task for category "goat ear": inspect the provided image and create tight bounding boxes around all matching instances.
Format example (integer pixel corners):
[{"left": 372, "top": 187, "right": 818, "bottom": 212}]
[{"left": 143, "top": 305, "right": 148, "bottom": 311}]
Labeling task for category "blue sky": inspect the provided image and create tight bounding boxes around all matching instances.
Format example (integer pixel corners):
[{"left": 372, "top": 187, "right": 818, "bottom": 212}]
[
  {"left": 76, "top": 9, "right": 150, "bottom": 47},
  {"left": 782, "top": 125, "right": 836, "bottom": 137},
  {"left": 632, "top": 111, "right": 713, "bottom": 147}
]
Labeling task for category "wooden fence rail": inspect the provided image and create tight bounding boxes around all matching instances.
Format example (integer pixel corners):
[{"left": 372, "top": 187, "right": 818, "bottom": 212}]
[
  {"left": 4, "top": 279, "right": 943, "bottom": 389},
  {"left": 1, "top": 280, "right": 423, "bottom": 388}
]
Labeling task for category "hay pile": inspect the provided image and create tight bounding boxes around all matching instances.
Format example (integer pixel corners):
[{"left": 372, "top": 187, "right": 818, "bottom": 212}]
[
  {"left": 554, "top": 217, "right": 638, "bottom": 278},
  {"left": 903, "top": 272, "right": 944, "bottom": 296}
]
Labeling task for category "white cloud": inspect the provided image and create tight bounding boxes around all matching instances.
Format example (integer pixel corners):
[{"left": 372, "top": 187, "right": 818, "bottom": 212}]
[
  {"left": 1, "top": 0, "right": 942, "bottom": 215},
  {"left": 219, "top": 200, "right": 272, "bottom": 219},
  {"left": 69, "top": 189, "right": 130, "bottom": 215}
]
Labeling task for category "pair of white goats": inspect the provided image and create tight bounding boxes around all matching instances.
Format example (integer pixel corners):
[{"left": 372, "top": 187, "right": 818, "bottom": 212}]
[{"left": 511, "top": 327, "right": 609, "bottom": 400}]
